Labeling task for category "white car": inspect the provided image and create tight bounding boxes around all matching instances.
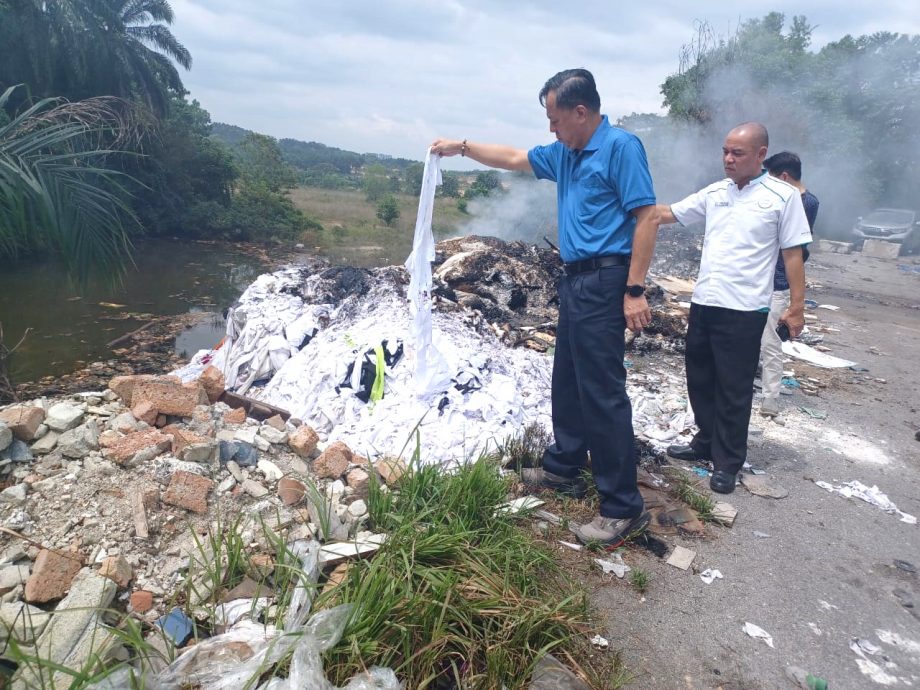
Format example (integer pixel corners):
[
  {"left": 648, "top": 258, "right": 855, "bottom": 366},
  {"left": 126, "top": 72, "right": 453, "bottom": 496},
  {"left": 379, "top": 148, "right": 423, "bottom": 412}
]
[{"left": 852, "top": 208, "right": 920, "bottom": 255}]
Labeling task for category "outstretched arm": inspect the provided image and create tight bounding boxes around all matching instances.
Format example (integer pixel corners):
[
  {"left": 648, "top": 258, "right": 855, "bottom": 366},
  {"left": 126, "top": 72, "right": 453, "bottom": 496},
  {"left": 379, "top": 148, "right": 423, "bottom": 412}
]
[{"left": 430, "top": 139, "right": 532, "bottom": 172}]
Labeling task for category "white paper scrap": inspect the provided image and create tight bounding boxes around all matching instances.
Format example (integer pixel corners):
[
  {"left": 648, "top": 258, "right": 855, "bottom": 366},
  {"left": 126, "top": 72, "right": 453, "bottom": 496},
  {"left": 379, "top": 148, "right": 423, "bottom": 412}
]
[
  {"left": 590, "top": 634, "right": 609, "bottom": 649},
  {"left": 782, "top": 341, "right": 856, "bottom": 368},
  {"left": 743, "top": 622, "right": 775, "bottom": 648},
  {"left": 815, "top": 480, "right": 917, "bottom": 524},
  {"left": 595, "top": 555, "right": 630, "bottom": 579},
  {"left": 699, "top": 568, "right": 723, "bottom": 584}
]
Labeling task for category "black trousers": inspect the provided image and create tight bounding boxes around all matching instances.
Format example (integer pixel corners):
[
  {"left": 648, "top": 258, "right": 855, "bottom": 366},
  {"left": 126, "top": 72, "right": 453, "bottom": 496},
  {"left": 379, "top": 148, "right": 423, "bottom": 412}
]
[
  {"left": 685, "top": 303, "right": 768, "bottom": 475},
  {"left": 542, "top": 265, "right": 643, "bottom": 519}
]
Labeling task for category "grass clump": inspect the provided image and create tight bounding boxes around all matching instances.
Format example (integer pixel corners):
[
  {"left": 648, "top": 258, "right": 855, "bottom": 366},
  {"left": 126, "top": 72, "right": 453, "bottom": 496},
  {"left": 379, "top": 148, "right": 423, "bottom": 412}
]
[
  {"left": 665, "top": 468, "right": 716, "bottom": 522},
  {"left": 318, "top": 455, "right": 592, "bottom": 689},
  {"left": 629, "top": 568, "right": 650, "bottom": 594}
]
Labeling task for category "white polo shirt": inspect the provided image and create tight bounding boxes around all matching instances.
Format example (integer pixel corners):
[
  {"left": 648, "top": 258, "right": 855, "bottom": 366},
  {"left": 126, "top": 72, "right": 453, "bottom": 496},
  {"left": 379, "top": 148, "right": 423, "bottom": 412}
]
[{"left": 671, "top": 172, "right": 812, "bottom": 311}]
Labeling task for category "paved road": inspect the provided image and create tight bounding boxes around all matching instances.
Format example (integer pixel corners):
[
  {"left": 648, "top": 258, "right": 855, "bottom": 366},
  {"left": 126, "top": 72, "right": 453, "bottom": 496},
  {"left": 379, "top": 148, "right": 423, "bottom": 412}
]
[{"left": 596, "top": 250, "right": 920, "bottom": 689}]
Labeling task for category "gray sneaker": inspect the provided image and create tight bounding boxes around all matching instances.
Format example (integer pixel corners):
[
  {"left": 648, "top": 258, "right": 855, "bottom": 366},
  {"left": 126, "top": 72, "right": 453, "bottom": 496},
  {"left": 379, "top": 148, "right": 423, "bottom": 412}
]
[
  {"left": 520, "top": 467, "right": 588, "bottom": 498},
  {"left": 760, "top": 397, "right": 780, "bottom": 417},
  {"left": 574, "top": 512, "right": 651, "bottom": 547}
]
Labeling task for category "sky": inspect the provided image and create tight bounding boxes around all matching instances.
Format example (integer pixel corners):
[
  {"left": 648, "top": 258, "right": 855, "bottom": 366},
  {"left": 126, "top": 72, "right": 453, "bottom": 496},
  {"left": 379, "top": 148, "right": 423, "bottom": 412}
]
[{"left": 170, "top": 0, "right": 920, "bottom": 167}]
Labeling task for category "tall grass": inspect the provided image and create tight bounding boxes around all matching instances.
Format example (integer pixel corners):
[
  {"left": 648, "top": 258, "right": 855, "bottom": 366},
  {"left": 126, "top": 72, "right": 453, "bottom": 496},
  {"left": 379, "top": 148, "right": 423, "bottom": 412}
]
[{"left": 318, "top": 456, "right": 592, "bottom": 689}]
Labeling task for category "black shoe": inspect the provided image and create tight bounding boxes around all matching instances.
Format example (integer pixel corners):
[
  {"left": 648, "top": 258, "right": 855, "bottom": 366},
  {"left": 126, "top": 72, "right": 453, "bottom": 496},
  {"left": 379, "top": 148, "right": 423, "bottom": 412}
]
[
  {"left": 666, "top": 444, "right": 709, "bottom": 463},
  {"left": 520, "top": 467, "right": 588, "bottom": 499},
  {"left": 710, "top": 470, "right": 737, "bottom": 494}
]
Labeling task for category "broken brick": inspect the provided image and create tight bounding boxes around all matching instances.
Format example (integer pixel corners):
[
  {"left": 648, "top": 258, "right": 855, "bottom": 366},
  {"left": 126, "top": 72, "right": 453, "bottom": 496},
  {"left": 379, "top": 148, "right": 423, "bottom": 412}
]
[
  {"left": 163, "top": 470, "right": 214, "bottom": 514},
  {"left": 24, "top": 549, "right": 82, "bottom": 604},
  {"left": 288, "top": 425, "right": 319, "bottom": 458}
]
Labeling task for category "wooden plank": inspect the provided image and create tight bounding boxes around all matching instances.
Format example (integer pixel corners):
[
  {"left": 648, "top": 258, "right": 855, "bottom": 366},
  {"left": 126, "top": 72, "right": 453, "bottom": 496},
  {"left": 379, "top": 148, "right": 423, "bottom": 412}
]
[
  {"left": 132, "top": 493, "right": 149, "bottom": 539},
  {"left": 218, "top": 391, "right": 291, "bottom": 421}
]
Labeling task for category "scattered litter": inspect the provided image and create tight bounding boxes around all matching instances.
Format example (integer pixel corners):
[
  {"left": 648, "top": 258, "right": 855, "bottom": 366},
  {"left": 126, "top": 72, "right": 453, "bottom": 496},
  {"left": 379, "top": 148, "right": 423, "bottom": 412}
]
[
  {"left": 559, "top": 541, "right": 583, "bottom": 551},
  {"left": 782, "top": 377, "right": 801, "bottom": 388},
  {"left": 748, "top": 467, "right": 766, "bottom": 475},
  {"left": 785, "top": 666, "right": 828, "bottom": 690},
  {"left": 595, "top": 554, "right": 630, "bottom": 579},
  {"left": 818, "top": 600, "right": 839, "bottom": 611},
  {"left": 155, "top": 607, "right": 196, "bottom": 647},
  {"left": 804, "top": 299, "right": 819, "bottom": 309},
  {"left": 741, "top": 474, "right": 789, "bottom": 499},
  {"left": 817, "top": 304, "right": 840, "bottom": 311},
  {"left": 590, "top": 634, "right": 609, "bottom": 649},
  {"left": 496, "top": 496, "right": 544, "bottom": 516},
  {"left": 876, "top": 629, "right": 920, "bottom": 655},
  {"left": 808, "top": 622, "right": 823, "bottom": 636},
  {"left": 814, "top": 480, "right": 917, "bottom": 524},
  {"left": 711, "top": 502, "right": 738, "bottom": 527},
  {"left": 850, "top": 636, "right": 901, "bottom": 686},
  {"left": 893, "top": 559, "right": 917, "bottom": 574},
  {"left": 753, "top": 531, "right": 771, "bottom": 539},
  {"left": 699, "top": 568, "right": 723, "bottom": 584},
  {"left": 666, "top": 545, "right": 696, "bottom": 570},
  {"left": 742, "top": 622, "right": 774, "bottom": 648},
  {"left": 689, "top": 466, "right": 711, "bottom": 478},
  {"left": 799, "top": 406, "right": 828, "bottom": 420},
  {"left": 783, "top": 341, "right": 857, "bottom": 368},
  {"left": 849, "top": 365, "right": 870, "bottom": 373},
  {"left": 897, "top": 263, "right": 920, "bottom": 274}
]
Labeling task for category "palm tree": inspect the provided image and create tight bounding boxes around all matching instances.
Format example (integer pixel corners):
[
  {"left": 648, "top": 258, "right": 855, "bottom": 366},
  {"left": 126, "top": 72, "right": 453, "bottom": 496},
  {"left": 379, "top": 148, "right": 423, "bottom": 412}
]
[
  {"left": 90, "top": 0, "right": 193, "bottom": 114},
  {"left": 0, "top": 85, "right": 140, "bottom": 279},
  {"left": 0, "top": 0, "right": 191, "bottom": 114}
]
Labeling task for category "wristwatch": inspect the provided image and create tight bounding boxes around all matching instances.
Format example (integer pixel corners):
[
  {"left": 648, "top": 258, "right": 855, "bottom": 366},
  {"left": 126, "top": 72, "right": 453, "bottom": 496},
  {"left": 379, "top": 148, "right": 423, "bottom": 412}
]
[{"left": 626, "top": 284, "right": 646, "bottom": 298}]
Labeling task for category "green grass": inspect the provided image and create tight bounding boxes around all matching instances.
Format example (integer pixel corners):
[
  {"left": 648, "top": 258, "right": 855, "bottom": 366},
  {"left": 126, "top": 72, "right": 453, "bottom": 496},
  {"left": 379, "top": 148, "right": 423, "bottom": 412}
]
[
  {"left": 629, "top": 568, "right": 650, "bottom": 594},
  {"left": 288, "top": 186, "right": 467, "bottom": 266},
  {"left": 317, "top": 456, "right": 598, "bottom": 689},
  {"left": 665, "top": 468, "right": 717, "bottom": 522}
]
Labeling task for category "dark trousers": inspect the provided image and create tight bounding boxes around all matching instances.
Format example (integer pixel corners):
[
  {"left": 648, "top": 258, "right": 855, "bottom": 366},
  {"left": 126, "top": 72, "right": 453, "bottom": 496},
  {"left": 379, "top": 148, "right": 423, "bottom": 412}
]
[
  {"left": 542, "top": 265, "right": 643, "bottom": 519},
  {"left": 685, "top": 303, "right": 768, "bottom": 475}
]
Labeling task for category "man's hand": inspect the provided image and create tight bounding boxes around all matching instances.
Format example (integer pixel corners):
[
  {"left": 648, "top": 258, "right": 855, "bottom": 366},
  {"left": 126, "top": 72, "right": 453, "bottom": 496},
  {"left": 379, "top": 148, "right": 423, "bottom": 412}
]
[
  {"left": 624, "top": 294, "right": 651, "bottom": 333},
  {"left": 430, "top": 139, "right": 464, "bottom": 157},
  {"left": 779, "top": 305, "right": 805, "bottom": 339}
]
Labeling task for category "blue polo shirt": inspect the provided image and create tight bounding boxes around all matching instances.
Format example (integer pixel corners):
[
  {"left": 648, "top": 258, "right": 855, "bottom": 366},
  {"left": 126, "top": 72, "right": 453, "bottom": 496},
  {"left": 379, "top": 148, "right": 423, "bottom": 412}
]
[{"left": 528, "top": 115, "right": 656, "bottom": 263}]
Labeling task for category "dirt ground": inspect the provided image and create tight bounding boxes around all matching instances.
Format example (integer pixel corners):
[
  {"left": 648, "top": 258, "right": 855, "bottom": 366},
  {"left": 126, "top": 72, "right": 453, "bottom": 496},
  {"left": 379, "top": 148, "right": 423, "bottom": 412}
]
[{"left": 588, "top": 249, "right": 920, "bottom": 689}]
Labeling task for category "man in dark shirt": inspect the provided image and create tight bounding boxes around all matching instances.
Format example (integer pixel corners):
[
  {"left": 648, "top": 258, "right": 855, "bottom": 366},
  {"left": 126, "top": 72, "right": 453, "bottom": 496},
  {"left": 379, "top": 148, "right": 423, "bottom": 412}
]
[{"left": 760, "top": 151, "right": 819, "bottom": 417}]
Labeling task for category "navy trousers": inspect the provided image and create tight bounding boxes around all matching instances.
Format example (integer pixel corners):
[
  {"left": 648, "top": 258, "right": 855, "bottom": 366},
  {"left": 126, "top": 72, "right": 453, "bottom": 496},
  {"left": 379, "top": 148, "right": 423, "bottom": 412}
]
[
  {"left": 685, "top": 303, "right": 768, "bottom": 475},
  {"left": 542, "top": 265, "right": 643, "bottom": 519}
]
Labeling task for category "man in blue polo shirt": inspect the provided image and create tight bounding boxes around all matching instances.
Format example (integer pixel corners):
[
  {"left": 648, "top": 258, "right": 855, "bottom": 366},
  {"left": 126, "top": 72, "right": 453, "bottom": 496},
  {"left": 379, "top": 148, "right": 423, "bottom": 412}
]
[{"left": 431, "top": 68, "right": 660, "bottom": 546}]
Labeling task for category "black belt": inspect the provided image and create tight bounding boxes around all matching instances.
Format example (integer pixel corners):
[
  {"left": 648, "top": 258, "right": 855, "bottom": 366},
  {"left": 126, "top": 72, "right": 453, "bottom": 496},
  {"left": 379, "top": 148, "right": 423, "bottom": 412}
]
[{"left": 564, "top": 254, "right": 630, "bottom": 275}]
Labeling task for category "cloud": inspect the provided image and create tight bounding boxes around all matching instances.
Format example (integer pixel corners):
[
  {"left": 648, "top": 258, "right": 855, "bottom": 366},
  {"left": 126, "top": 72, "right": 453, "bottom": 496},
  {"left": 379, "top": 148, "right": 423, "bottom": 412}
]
[{"left": 171, "top": 1, "right": 920, "bottom": 161}]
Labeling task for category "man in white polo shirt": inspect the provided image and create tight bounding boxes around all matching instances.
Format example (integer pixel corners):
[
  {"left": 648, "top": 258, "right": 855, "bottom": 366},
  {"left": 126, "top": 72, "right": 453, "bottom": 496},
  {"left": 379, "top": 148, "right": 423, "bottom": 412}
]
[{"left": 657, "top": 122, "right": 811, "bottom": 493}]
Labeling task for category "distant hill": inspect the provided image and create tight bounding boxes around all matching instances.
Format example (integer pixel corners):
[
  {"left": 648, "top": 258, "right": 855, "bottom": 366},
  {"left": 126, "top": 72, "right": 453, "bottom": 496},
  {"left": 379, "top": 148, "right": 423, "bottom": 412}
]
[{"left": 210, "top": 122, "right": 418, "bottom": 177}]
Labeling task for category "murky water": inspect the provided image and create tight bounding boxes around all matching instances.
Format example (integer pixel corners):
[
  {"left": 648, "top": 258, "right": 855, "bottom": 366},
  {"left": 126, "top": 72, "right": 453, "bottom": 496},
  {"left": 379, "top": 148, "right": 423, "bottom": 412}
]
[{"left": 0, "top": 239, "right": 268, "bottom": 382}]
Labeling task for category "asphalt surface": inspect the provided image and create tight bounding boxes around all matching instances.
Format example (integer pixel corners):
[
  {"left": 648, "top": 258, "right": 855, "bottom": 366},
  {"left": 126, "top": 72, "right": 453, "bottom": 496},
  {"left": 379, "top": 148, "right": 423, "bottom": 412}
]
[{"left": 594, "top": 249, "right": 920, "bottom": 689}]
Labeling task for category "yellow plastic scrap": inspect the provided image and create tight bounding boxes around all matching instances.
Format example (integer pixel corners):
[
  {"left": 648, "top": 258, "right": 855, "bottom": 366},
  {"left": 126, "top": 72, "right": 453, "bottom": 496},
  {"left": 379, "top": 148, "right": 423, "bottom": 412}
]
[{"left": 370, "top": 344, "right": 386, "bottom": 402}]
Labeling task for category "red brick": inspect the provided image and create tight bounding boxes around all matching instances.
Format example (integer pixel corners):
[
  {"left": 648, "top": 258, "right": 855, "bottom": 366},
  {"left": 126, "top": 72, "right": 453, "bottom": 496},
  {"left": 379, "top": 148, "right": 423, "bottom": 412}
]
[
  {"left": 162, "top": 425, "right": 209, "bottom": 455},
  {"left": 315, "top": 441, "right": 352, "bottom": 480},
  {"left": 131, "top": 400, "right": 158, "bottom": 426},
  {"left": 24, "top": 549, "right": 83, "bottom": 604},
  {"left": 129, "top": 590, "right": 154, "bottom": 613},
  {"left": 0, "top": 406, "right": 46, "bottom": 442},
  {"left": 108, "top": 374, "right": 155, "bottom": 406},
  {"left": 103, "top": 429, "right": 171, "bottom": 466},
  {"left": 198, "top": 366, "right": 226, "bottom": 404},
  {"left": 288, "top": 425, "right": 319, "bottom": 458},
  {"left": 163, "top": 470, "right": 214, "bottom": 514},
  {"left": 132, "top": 379, "right": 205, "bottom": 418},
  {"left": 223, "top": 407, "right": 246, "bottom": 424}
]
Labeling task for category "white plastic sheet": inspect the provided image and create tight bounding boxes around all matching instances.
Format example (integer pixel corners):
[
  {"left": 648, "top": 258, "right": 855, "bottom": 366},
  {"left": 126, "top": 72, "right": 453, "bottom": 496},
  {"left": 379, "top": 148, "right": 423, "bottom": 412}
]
[
  {"left": 815, "top": 479, "right": 917, "bottom": 524},
  {"left": 782, "top": 341, "right": 856, "bottom": 368},
  {"left": 404, "top": 149, "right": 452, "bottom": 398}
]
